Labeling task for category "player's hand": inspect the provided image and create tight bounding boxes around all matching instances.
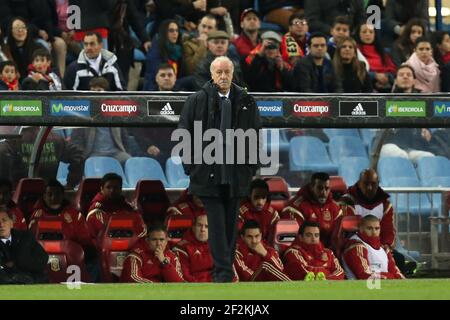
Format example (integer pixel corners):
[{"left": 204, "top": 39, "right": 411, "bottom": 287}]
[
  {"left": 304, "top": 272, "right": 315, "bottom": 281},
  {"left": 252, "top": 243, "right": 268, "bottom": 257},
  {"left": 147, "top": 145, "right": 161, "bottom": 156},
  {"left": 315, "top": 272, "right": 326, "bottom": 280},
  {"left": 155, "top": 246, "right": 165, "bottom": 263}
]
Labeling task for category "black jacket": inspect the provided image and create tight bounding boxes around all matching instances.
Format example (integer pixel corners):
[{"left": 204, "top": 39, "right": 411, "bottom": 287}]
[
  {"left": 384, "top": 0, "right": 429, "bottom": 33},
  {"left": 244, "top": 55, "right": 293, "bottom": 92},
  {"left": 178, "top": 81, "right": 261, "bottom": 197},
  {"left": 304, "top": 0, "right": 366, "bottom": 34},
  {"left": 340, "top": 63, "right": 373, "bottom": 93},
  {"left": 0, "top": 128, "right": 84, "bottom": 188},
  {"left": 0, "top": 229, "right": 48, "bottom": 284},
  {"left": 293, "top": 55, "right": 343, "bottom": 93}
]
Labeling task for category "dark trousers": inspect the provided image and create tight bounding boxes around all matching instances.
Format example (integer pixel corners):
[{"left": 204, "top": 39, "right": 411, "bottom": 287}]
[{"left": 200, "top": 186, "right": 241, "bottom": 282}]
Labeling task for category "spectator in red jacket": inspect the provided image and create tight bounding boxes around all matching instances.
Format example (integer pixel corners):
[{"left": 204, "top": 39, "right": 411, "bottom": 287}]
[
  {"left": 238, "top": 179, "right": 279, "bottom": 241},
  {"left": 234, "top": 8, "right": 261, "bottom": 58},
  {"left": 121, "top": 224, "right": 185, "bottom": 283},
  {"left": 173, "top": 213, "right": 213, "bottom": 282},
  {"left": 342, "top": 215, "right": 404, "bottom": 280},
  {"left": 86, "top": 173, "right": 145, "bottom": 239},
  {"left": 234, "top": 220, "right": 290, "bottom": 282},
  {"left": 284, "top": 221, "right": 344, "bottom": 280},
  {"left": 281, "top": 172, "right": 343, "bottom": 247},
  {"left": 0, "top": 179, "right": 26, "bottom": 230}
]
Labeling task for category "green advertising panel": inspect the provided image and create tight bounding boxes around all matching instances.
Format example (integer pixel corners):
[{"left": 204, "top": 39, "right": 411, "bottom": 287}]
[
  {"left": 0, "top": 100, "right": 42, "bottom": 116},
  {"left": 386, "top": 101, "right": 426, "bottom": 117}
]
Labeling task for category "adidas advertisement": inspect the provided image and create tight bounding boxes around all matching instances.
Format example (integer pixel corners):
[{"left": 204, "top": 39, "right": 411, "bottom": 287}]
[
  {"left": 386, "top": 101, "right": 426, "bottom": 117},
  {"left": 257, "top": 101, "right": 283, "bottom": 117},
  {"left": 100, "top": 100, "right": 139, "bottom": 116},
  {"left": 50, "top": 100, "right": 90, "bottom": 117},
  {"left": 433, "top": 101, "right": 450, "bottom": 117},
  {"left": 147, "top": 100, "right": 184, "bottom": 117},
  {"left": 339, "top": 101, "right": 378, "bottom": 117},
  {"left": 0, "top": 100, "right": 42, "bottom": 116}
]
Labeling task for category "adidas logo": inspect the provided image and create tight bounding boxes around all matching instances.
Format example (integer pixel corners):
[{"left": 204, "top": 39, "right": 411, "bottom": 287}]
[
  {"left": 351, "top": 103, "right": 366, "bottom": 116},
  {"left": 160, "top": 103, "right": 175, "bottom": 115}
]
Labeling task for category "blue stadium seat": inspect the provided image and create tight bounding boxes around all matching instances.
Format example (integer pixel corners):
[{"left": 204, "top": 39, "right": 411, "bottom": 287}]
[
  {"left": 417, "top": 156, "right": 450, "bottom": 186},
  {"left": 262, "top": 129, "right": 290, "bottom": 154},
  {"left": 125, "top": 157, "right": 169, "bottom": 188},
  {"left": 289, "top": 136, "right": 338, "bottom": 173},
  {"left": 338, "top": 156, "right": 370, "bottom": 187},
  {"left": 84, "top": 156, "right": 128, "bottom": 187},
  {"left": 385, "top": 177, "right": 433, "bottom": 215},
  {"left": 328, "top": 136, "right": 368, "bottom": 164},
  {"left": 166, "top": 157, "right": 190, "bottom": 188},
  {"left": 359, "top": 128, "right": 378, "bottom": 152},
  {"left": 421, "top": 176, "right": 450, "bottom": 213},
  {"left": 324, "top": 129, "right": 360, "bottom": 140},
  {"left": 377, "top": 157, "right": 418, "bottom": 186},
  {"left": 57, "top": 162, "right": 69, "bottom": 186}
]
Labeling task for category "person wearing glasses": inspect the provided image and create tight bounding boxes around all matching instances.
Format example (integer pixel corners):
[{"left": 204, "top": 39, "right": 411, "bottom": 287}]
[
  {"left": 281, "top": 12, "right": 309, "bottom": 67},
  {"left": 143, "top": 19, "right": 187, "bottom": 91},
  {"left": 292, "top": 32, "right": 343, "bottom": 93}
]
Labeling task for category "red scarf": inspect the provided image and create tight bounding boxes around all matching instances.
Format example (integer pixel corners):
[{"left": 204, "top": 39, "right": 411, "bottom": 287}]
[
  {"left": 1, "top": 77, "right": 19, "bottom": 90},
  {"left": 298, "top": 241, "right": 325, "bottom": 259},
  {"left": 27, "top": 64, "right": 54, "bottom": 85},
  {"left": 357, "top": 232, "right": 381, "bottom": 250},
  {"left": 442, "top": 52, "right": 450, "bottom": 65},
  {"left": 358, "top": 44, "right": 397, "bottom": 74}
]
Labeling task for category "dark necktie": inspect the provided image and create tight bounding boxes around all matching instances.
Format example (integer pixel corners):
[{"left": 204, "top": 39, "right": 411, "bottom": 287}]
[{"left": 220, "top": 96, "right": 232, "bottom": 184}]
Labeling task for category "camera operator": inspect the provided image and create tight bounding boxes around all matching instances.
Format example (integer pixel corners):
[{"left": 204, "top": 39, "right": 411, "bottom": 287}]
[{"left": 243, "top": 31, "right": 293, "bottom": 92}]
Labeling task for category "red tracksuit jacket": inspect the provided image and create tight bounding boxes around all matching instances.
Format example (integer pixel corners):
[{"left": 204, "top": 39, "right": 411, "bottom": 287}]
[
  {"left": 343, "top": 234, "right": 404, "bottom": 280},
  {"left": 7, "top": 200, "right": 27, "bottom": 230},
  {"left": 281, "top": 185, "right": 343, "bottom": 247},
  {"left": 342, "top": 184, "right": 396, "bottom": 247},
  {"left": 234, "top": 239, "right": 290, "bottom": 281},
  {"left": 238, "top": 200, "right": 280, "bottom": 241},
  {"left": 29, "top": 199, "right": 94, "bottom": 248},
  {"left": 172, "top": 230, "right": 213, "bottom": 282},
  {"left": 86, "top": 192, "right": 145, "bottom": 239},
  {"left": 166, "top": 191, "right": 207, "bottom": 220},
  {"left": 283, "top": 238, "right": 345, "bottom": 280},
  {"left": 120, "top": 239, "right": 185, "bottom": 283}
]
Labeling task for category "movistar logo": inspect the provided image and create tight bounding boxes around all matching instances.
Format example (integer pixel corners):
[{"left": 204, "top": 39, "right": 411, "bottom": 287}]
[
  {"left": 433, "top": 101, "right": 450, "bottom": 117},
  {"left": 52, "top": 103, "right": 63, "bottom": 113}
]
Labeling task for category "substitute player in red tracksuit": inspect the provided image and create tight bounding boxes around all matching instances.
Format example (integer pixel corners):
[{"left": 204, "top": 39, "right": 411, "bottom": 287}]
[
  {"left": 238, "top": 179, "right": 280, "bottom": 241},
  {"left": 234, "top": 220, "right": 290, "bottom": 282},
  {"left": 86, "top": 173, "right": 145, "bottom": 239},
  {"left": 166, "top": 189, "right": 207, "bottom": 220},
  {"left": 121, "top": 225, "right": 185, "bottom": 283},
  {"left": 281, "top": 172, "right": 343, "bottom": 247},
  {"left": 0, "top": 178, "right": 27, "bottom": 230},
  {"left": 340, "top": 169, "right": 395, "bottom": 248},
  {"left": 172, "top": 214, "right": 213, "bottom": 282},
  {"left": 284, "top": 221, "right": 344, "bottom": 280},
  {"left": 342, "top": 215, "right": 404, "bottom": 280}
]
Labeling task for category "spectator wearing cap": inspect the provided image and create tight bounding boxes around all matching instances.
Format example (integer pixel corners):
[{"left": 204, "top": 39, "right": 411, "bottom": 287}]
[
  {"left": 183, "top": 14, "right": 218, "bottom": 75},
  {"left": 193, "top": 30, "right": 244, "bottom": 89},
  {"left": 293, "top": 32, "right": 343, "bottom": 93},
  {"left": 281, "top": 12, "right": 309, "bottom": 67},
  {"left": 244, "top": 31, "right": 293, "bottom": 92},
  {"left": 259, "top": 0, "right": 304, "bottom": 30},
  {"left": 234, "top": 8, "right": 261, "bottom": 59}
]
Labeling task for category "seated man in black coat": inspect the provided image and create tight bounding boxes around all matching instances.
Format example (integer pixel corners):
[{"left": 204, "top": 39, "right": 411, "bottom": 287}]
[{"left": 0, "top": 210, "right": 48, "bottom": 284}]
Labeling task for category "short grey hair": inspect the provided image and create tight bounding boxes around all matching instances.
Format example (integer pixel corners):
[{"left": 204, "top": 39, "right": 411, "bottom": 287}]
[{"left": 210, "top": 56, "right": 234, "bottom": 74}]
